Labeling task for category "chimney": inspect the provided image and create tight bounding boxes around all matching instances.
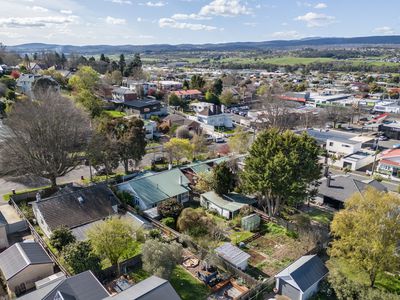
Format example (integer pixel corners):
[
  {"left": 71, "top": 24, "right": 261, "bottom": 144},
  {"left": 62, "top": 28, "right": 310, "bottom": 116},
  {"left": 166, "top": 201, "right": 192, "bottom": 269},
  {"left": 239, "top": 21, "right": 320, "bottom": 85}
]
[
  {"left": 168, "top": 163, "right": 172, "bottom": 170},
  {"left": 36, "top": 192, "right": 41, "bottom": 202},
  {"left": 326, "top": 176, "right": 331, "bottom": 187},
  {"left": 179, "top": 176, "right": 183, "bottom": 185}
]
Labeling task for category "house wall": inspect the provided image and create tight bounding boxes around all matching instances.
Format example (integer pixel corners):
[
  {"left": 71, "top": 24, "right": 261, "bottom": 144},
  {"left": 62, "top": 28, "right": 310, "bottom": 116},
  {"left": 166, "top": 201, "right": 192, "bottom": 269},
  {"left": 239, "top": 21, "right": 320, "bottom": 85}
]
[
  {"left": 8, "top": 264, "right": 54, "bottom": 292},
  {"left": 32, "top": 205, "right": 52, "bottom": 238},
  {"left": 200, "top": 196, "right": 232, "bottom": 219},
  {"left": 235, "top": 258, "right": 248, "bottom": 270},
  {"left": 302, "top": 280, "right": 321, "bottom": 300},
  {"left": 326, "top": 139, "right": 361, "bottom": 156}
]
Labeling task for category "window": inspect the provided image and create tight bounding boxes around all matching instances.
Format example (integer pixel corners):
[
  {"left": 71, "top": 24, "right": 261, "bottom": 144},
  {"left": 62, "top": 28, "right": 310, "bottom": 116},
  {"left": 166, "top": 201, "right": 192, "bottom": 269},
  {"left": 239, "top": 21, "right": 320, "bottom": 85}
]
[
  {"left": 341, "top": 144, "right": 350, "bottom": 148},
  {"left": 329, "top": 142, "right": 334, "bottom": 146}
]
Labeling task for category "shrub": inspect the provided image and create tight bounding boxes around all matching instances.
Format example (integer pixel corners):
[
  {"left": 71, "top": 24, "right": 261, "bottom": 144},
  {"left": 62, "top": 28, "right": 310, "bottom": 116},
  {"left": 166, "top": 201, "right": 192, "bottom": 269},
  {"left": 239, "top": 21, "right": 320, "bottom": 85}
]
[
  {"left": 50, "top": 227, "right": 76, "bottom": 252},
  {"left": 161, "top": 217, "right": 176, "bottom": 229},
  {"left": 157, "top": 198, "right": 183, "bottom": 219},
  {"left": 116, "top": 190, "right": 133, "bottom": 206},
  {"left": 63, "top": 241, "right": 101, "bottom": 275},
  {"left": 149, "top": 229, "right": 161, "bottom": 239}
]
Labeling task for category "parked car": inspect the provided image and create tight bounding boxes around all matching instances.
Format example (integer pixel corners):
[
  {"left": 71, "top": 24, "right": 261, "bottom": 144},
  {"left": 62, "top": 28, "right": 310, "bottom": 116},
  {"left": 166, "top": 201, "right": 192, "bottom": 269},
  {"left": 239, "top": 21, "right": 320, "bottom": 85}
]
[
  {"left": 214, "top": 137, "right": 225, "bottom": 143},
  {"left": 378, "top": 135, "right": 388, "bottom": 141},
  {"left": 393, "top": 144, "right": 400, "bottom": 149}
]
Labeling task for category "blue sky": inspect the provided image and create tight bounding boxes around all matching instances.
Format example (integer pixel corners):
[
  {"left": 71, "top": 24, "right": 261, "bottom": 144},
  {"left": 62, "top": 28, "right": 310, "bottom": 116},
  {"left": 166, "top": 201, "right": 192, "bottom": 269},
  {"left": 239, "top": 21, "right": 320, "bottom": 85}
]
[{"left": 1, "top": 0, "right": 399, "bottom": 45}]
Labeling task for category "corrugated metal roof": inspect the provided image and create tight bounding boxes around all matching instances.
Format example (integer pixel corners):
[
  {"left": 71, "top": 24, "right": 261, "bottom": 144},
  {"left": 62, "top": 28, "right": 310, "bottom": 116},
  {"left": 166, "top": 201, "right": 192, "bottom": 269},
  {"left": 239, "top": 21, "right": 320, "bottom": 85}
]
[
  {"left": 275, "top": 255, "right": 328, "bottom": 292},
  {"left": 215, "top": 243, "right": 250, "bottom": 267},
  {"left": 201, "top": 191, "right": 256, "bottom": 212},
  {"left": 117, "top": 168, "right": 190, "bottom": 207},
  {"left": 0, "top": 242, "right": 53, "bottom": 280}
]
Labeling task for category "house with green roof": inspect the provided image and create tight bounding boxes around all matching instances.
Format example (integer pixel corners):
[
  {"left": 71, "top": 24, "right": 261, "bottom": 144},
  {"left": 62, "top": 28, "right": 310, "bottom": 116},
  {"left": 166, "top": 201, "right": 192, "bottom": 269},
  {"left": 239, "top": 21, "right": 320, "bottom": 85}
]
[
  {"left": 200, "top": 191, "right": 256, "bottom": 219},
  {"left": 116, "top": 168, "right": 191, "bottom": 211}
]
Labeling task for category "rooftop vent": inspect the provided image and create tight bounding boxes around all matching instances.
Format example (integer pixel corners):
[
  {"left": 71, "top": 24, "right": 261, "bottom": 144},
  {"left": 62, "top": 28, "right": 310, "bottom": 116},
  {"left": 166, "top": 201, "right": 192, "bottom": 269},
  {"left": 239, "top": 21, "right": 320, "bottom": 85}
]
[{"left": 77, "top": 196, "right": 84, "bottom": 205}]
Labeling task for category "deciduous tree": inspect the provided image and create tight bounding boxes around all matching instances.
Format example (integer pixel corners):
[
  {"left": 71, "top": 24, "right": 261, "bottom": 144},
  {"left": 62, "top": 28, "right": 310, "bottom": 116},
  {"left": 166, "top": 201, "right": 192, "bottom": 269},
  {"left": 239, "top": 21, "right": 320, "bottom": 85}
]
[
  {"left": 164, "top": 138, "right": 193, "bottom": 164},
  {"left": 329, "top": 187, "right": 400, "bottom": 288},
  {"left": 228, "top": 127, "right": 250, "bottom": 154},
  {"left": 0, "top": 92, "right": 90, "bottom": 187},
  {"left": 157, "top": 198, "right": 183, "bottom": 219},
  {"left": 88, "top": 218, "right": 135, "bottom": 274}
]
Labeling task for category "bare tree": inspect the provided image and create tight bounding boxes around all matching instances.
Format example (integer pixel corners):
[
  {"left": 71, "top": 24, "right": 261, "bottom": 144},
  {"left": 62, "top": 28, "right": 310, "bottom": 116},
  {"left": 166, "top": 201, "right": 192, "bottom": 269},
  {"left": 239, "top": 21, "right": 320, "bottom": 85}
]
[
  {"left": 0, "top": 91, "right": 91, "bottom": 187},
  {"left": 324, "top": 105, "right": 352, "bottom": 128},
  {"left": 253, "top": 83, "right": 300, "bottom": 130}
]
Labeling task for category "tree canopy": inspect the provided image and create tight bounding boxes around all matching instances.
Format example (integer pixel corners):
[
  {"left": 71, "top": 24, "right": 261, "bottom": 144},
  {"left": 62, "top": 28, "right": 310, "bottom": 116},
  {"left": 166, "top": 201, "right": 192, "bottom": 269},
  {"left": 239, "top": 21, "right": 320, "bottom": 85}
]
[
  {"left": 241, "top": 129, "right": 321, "bottom": 216},
  {"left": 50, "top": 227, "right": 76, "bottom": 252},
  {"left": 63, "top": 241, "right": 101, "bottom": 275},
  {"left": 329, "top": 187, "right": 400, "bottom": 288},
  {"left": 88, "top": 217, "right": 135, "bottom": 274},
  {"left": 164, "top": 138, "right": 193, "bottom": 164},
  {"left": 212, "top": 162, "right": 235, "bottom": 195},
  {"left": 0, "top": 92, "right": 90, "bottom": 187}
]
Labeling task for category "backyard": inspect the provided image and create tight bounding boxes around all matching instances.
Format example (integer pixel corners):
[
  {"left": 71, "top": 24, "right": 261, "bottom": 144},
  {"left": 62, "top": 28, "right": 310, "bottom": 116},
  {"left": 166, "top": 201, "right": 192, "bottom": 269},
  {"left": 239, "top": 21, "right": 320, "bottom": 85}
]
[
  {"left": 170, "top": 266, "right": 211, "bottom": 300},
  {"left": 245, "top": 223, "right": 312, "bottom": 277}
]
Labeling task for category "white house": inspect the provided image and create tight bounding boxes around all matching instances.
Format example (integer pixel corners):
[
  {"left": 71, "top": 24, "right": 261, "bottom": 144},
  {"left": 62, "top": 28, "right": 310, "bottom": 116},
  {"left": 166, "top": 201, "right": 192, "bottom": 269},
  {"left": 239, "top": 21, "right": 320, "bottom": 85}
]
[
  {"left": 326, "top": 135, "right": 375, "bottom": 171},
  {"left": 196, "top": 104, "right": 233, "bottom": 128},
  {"left": 275, "top": 255, "right": 328, "bottom": 300}
]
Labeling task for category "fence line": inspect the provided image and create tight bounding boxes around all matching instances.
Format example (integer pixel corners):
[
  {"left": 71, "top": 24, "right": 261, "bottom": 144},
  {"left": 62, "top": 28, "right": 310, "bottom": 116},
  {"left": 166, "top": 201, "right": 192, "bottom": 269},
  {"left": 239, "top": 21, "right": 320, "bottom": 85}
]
[{"left": 9, "top": 197, "right": 71, "bottom": 276}]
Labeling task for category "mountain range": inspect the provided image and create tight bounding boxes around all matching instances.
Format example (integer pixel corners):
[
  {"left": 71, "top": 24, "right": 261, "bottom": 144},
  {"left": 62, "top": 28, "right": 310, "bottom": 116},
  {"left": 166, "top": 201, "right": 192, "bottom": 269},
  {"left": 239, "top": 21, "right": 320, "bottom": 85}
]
[{"left": 7, "top": 35, "right": 400, "bottom": 55}]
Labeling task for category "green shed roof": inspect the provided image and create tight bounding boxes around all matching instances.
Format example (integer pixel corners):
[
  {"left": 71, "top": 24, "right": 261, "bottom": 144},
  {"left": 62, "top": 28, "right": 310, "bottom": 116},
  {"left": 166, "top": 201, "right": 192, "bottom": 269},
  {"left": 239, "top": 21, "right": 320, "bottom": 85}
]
[{"left": 201, "top": 191, "right": 256, "bottom": 212}]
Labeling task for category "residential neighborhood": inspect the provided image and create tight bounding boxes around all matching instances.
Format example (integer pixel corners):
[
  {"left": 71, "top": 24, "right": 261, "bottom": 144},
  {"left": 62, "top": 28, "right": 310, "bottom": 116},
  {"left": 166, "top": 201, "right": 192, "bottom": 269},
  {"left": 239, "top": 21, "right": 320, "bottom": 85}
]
[{"left": 0, "top": 1, "right": 400, "bottom": 300}]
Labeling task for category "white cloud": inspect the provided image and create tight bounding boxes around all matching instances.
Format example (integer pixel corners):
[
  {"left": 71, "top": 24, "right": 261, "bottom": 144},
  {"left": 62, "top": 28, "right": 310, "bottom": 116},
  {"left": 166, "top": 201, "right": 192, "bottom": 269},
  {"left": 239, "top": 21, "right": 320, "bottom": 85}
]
[
  {"left": 295, "top": 12, "right": 335, "bottom": 27},
  {"left": 105, "top": 16, "right": 126, "bottom": 25},
  {"left": 171, "top": 13, "right": 210, "bottom": 20},
  {"left": 159, "top": 18, "right": 217, "bottom": 31},
  {"left": 314, "top": 3, "right": 327, "bottom": 9},
  {"left": 110, "top": 0, "right": 132, "bottom": 4},
  {"left": 0, "top": 16, "right": 78, "bottom": 28},
  {"left": 60, "top": 10, "right": 73, "bottom": 14},
  {"left": 199, "top": 0, "right": 251, "bottom": 17},
  {"left": 144, "top": 1, "right": 166, "bottom": 7},
  {"left": 243, "top": 22, "right": 257, "bottom": 27},
  {"left": 28, "top": 6, "right": 49, "bottom": 12},
  {"left": 373, "top": 26, "right": 395, "bottom": 35},
  {"left": 271, "top": 30, "right": 301, "bottom": 39}
]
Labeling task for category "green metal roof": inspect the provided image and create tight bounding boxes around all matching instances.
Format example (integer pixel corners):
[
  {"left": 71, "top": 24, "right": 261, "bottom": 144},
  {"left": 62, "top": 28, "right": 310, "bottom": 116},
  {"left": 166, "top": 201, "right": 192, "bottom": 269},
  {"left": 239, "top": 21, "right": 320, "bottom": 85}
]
[
  {"left": 201, "top": 191, "right": 256, "bottom": 212},
  {"left": 117, "top": 168, "right": 190, "bottom": 207}
]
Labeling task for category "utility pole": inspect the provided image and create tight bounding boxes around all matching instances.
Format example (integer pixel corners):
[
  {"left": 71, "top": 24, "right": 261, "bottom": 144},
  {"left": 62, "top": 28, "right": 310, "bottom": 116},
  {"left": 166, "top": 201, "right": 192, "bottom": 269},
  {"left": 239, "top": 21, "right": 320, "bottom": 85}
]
[{"left": 371, "top": 138, "right": 379, "bottom": 175}]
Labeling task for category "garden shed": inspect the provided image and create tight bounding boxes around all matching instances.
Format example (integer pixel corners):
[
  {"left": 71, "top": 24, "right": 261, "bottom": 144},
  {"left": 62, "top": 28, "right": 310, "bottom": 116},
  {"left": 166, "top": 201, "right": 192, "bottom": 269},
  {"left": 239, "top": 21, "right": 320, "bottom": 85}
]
[
  {"left": 215, "top": 243, "right": 251, "bottom": 270},
  {"left": 241, "top": 214, "right": 260, "bottom": 232}
]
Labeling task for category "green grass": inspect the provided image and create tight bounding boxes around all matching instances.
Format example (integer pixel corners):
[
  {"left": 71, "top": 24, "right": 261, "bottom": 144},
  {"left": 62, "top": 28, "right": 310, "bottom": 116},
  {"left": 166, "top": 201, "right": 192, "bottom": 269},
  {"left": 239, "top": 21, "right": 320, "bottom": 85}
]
[
  {"left": 230, "top": 230, "right": 254, "bottom": 244},
  {"left": 129, "top": 266, "right": 150, "bottom": 283},
  {"left": 219, "top": 56, "right": 335, "bottom": 66},
  {"left": 305, "top": 207, "right": 333, "bottom": 226},
  {"left": 261, "top": 222, "right": 298, "bottom": 238},
  {"left": 103, "top": 110, "right": 126, "bottom": 118},
  {"left": 170, "top": 266, "right": 210, "bottom": 300},
  {"left": 2, "top": 185, "right": 51, "bottom": 201}
]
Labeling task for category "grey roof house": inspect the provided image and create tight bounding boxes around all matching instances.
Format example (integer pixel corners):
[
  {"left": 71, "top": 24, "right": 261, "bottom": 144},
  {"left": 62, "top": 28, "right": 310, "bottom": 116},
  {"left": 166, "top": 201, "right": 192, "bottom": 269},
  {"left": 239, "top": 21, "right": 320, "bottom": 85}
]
[
  {"left": 116, "top": 168, "right": 190, "bottom": 211},
  {"left": 32, "top": 184, "right": 119, "bottom": 238},
  {"left": 0, "top": 242, "right": 54, "bottom": 295},
  {"left": 274, "top": 255, "right": 328, "bottom": 300},
  {"left": 18, "top": 273, "right": 180, "bottom": 300},
  {"left": 17, "top": 270, "right": 109, "bottom": 300},
  {"left": 316, "top": 175, "right": 387, "bottom": 209},
  {"left": 104, "top": 276, "right": 180, "bottom": 300}
]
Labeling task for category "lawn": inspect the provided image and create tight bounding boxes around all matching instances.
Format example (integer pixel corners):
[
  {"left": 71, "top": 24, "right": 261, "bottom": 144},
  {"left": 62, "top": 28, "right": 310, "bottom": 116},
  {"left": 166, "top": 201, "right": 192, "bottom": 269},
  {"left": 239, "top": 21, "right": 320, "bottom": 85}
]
[
  {"left": 219, "top": 56, "right": 335, "bottom": 66},
  {"left": 230, "top": 230, "right": 254, "bottom": 244},
  {"left": 128, "top": 265, "right": 150, "bottom": 283},
  {"left": 303, "top": 207, "right": 333, "bottom": 226},
  {"left": 2, "top": 185, "right": 51, "bottom": 201},
  {"left": 103, "top": 110, "right": 126, "bottom": 118},
  {"left": 170, "top": 266, "right": 210, "bottom": 300}
]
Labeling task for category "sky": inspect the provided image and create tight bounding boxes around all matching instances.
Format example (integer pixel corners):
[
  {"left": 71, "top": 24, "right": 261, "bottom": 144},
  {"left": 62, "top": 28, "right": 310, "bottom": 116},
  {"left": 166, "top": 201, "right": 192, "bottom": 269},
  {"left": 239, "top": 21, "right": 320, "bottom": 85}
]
[{"left": 0, "top": 0, "right": 400, "bottom": 46}]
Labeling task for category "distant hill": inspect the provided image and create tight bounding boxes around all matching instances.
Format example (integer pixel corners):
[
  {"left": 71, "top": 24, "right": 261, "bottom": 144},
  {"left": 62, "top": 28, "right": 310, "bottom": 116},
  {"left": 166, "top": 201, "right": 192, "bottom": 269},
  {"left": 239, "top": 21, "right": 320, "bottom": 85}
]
[{"left": 8, "top": 36, "right": 400, "bottom": 55}]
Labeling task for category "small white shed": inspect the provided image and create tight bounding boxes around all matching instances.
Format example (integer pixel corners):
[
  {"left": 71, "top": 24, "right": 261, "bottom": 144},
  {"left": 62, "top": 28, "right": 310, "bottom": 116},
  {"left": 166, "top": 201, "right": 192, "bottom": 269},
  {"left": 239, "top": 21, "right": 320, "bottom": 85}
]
[{"left": 215, "top": 243, "right": 250, "bottom": 270}]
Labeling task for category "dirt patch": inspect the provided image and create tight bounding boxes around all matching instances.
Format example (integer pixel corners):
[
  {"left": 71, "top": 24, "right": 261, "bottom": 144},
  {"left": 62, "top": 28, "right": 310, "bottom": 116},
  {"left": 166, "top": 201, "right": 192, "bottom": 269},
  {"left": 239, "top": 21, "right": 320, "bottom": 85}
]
[{"left": 247, "top": 248, "right": 266, "bottom": 266}]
